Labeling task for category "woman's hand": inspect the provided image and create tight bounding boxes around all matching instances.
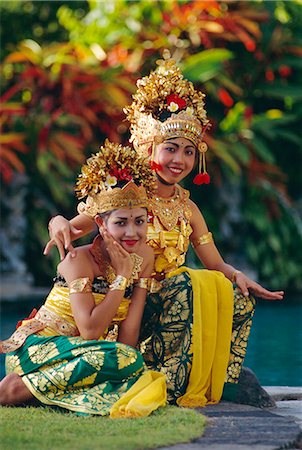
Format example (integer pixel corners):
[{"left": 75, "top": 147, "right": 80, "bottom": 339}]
[
  {"left": 43, "top": 215, "right": 82, "bottom": 260},
  {"left": 235, "top": 272, "right": 284, "bottom": 300},
  {"left": 102, "top": 231, "right": 134, "bottom": 279}
]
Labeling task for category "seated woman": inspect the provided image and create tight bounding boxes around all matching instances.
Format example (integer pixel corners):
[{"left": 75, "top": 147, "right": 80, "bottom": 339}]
[
  {"left": 43, "top": 56, "right": 284, "bottom": 407},
  {"left": 0, "top": 140, "right": 166, "bottom": 417}
]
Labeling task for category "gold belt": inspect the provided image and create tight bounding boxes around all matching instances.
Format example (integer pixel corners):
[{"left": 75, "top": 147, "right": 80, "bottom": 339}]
[{"left": 0, "top": 306, "right": 79, "bottom": 354}]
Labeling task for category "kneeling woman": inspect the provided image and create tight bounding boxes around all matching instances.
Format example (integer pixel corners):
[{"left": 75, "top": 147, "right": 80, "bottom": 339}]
[{"left": 0, "top": 140, "right": 166, "bottom": 417}]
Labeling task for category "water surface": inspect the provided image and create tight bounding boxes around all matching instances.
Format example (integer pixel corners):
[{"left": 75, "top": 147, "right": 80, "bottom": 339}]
[{"left": 1, "top": 295, "right": 301, "bottom": 386}]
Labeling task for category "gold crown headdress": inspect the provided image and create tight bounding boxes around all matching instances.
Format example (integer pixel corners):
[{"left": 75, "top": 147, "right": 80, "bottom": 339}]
[
  {"left": 76, "top": 140, "right": 156, "bottom": 217},
  {"left": 124, "top": 51, "right": 211, "bottom": 184}
]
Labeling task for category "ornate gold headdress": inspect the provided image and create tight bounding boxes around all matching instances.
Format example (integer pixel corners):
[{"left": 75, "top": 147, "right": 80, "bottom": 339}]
[
  {"left": 76, "top": 140, "right": 156, "bottom": 217},
  {"left": 124, "top": 50, "right": 211, "bottom": 184}
]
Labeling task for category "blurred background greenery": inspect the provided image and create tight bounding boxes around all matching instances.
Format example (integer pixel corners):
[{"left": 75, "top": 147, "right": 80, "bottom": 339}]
[{"left": 1, "top": 0, "right": 302, "bottom": 292}]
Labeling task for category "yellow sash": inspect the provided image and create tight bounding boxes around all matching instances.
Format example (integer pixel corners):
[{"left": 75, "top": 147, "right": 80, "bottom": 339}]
[{"left": 167, "top": 267, "right": 234, "bottom": 407}]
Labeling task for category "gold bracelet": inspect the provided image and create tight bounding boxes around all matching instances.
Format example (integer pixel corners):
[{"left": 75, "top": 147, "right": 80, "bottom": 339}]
[
  {"left": 109, "top": 275, "right": 128, "bottom": 291},
  {"left": 135, "top": 278, "right": 151, "bottom": 290},
  {"left": 69, "top": 277, "right": 92, "bottom": 294},
  {"left": 191, "top": 232, "right": 213, "bottom": 249},
  {"left": 231, "top": 270, "right": 242, "bottom": 283}
]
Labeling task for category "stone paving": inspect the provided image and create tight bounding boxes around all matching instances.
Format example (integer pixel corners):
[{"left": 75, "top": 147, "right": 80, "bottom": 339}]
[{"left": 160, "top": 387, "right": 302, "bottom": 450}]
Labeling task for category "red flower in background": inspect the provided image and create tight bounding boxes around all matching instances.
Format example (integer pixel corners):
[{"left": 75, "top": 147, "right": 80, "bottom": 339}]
[
  {"left": 265, "top": 69, "right": 275, "bottom": 82},
  {"left": 217, "top": 88, "right": 234, "bottom": 107},
  {"left": 279, "top": 65, "right": 292, "bottom": 78}
]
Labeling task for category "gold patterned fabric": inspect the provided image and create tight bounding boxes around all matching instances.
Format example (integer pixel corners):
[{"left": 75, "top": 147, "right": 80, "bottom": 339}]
[
  {"left": 5, "top": 334, "right": 147, "bottom": 415},
  {"left": 3, "top": 277, "right": 167, "bottom": 416},
  {"left": 141, "top": 188, "right": 256, "bottom": 404},
  {"left": 226, "top": 287, "right": 256, "bottom": 383},
  {"left": 147, "top": 185, "right": 192, "bottom": 275},
  {"left": 140, "top": 269, "right": 234, "bottom": 406},
  {"left": 1, "top": 280, "right": 131, "bottom": 353}
]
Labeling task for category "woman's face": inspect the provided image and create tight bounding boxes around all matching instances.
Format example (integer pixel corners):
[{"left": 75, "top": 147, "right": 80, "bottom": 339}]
[
  {"left": 99, "top": 207, "right": 148, "bottom": 253},
  {"left": 153, "top": 137, "right": 197, "bottom": 185}
]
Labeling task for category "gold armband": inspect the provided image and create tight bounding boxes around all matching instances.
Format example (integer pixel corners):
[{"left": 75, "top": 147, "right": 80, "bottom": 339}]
[
  {"left": 69, "top": 277, "right": 92, "bottom": 294},
  {"left": 109, "top": 275, "right": 128, "bottom": 291},
  {"left": 135, "top": 278, "right": 151, "bottom": 290},
  {"left": 191, "top": 232, "right": 213, "bottom": 249},
  {"left": 231, "top": 270, "right": 242, "bottom": 283}
]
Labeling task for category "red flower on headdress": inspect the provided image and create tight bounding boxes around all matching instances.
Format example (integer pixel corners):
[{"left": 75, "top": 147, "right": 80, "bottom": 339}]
[
  {"left": 166, "top": 94, "right": 187, "bottom": 110},
  {"left": 110, "top": 166, "right": 133, "bottom": 181},
  {"left": 193, "top": 173, "right": 211, "bottom": 185}
]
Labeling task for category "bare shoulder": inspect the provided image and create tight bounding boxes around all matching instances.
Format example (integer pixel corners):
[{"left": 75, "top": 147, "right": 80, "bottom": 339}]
[
  {"left": 188, "top": 198, "right": 204, "bottom": 217},
  {"left": 58, "top": 245, "right": 94, "bottom": 281},
  {"left": 187, "top": 198, "right": 209, "bottom": 234}
]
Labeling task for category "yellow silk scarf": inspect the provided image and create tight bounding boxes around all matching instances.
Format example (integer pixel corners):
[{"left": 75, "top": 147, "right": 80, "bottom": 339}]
[
  {"left": 167, "top": 267, "right": 234, "bottom": 407},
  {"left": 110, "top": 370, "right": 167, "bottom": 418}
]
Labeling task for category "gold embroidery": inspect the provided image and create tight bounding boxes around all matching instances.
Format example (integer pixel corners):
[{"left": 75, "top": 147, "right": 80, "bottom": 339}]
[
  {"left": 82, "top": 352, "right": 105, "bottom": 371},
  {"left": 116, "top": 344, "right": 138, "bottom": 370},
  {"left": 148, "top": 186, "right": 191, "bottom": 231},
  {"left": 28, "top": 342, "right": 59, "bottom": 364},
  {"left": 5, "top": 355, "right": 22, "bottom": 375},
  {"left": 73, "top": 373, "right": 98, "bottom": 388}
]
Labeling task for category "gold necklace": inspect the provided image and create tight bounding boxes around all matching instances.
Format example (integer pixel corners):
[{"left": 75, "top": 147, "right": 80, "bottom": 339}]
[{"left": 148, "top": 186, "right": 191, "bottom": 231}]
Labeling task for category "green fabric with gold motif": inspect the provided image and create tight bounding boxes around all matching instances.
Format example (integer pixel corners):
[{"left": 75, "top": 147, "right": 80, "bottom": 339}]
[
  {"left": 5, "top": 334, "right": 145, "bottom": 415},
  {"left": 140, "top": 272, "right": 256, "bottom": 404}
]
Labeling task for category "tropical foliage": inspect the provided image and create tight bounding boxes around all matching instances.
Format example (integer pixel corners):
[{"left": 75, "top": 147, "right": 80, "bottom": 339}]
[{"left": 1, "top": 0, "right": 301, "bottom": 290}]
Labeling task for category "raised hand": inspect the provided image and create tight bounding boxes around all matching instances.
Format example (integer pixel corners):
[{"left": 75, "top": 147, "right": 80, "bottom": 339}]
[
  {"left": 235, "top": 272, "right": 284, "bottom": 300},
  {"left": 102, "top": 231, "right": 134, "bottom": 279},
  {"left": 43, "top": 215, "right": 82, "bottom": 260}
]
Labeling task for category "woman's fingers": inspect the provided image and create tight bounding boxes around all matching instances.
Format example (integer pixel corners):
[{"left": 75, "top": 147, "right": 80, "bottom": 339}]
[
  {"left": 236, "top": 281, "right": 250, "bottom": 297},
  {"left": 43, "top": 239, "right": 55, "bottom": 256},
  {"left": 252, "top": 287, "right": 284, "bottom": 300},
  {"left": 236, "top": 273, "right": 284, "bottom": 300},
  {"left": 43, "top": 237, "right": 66, "bottom": 260},
  {"left": 237, "top": 280, "right": 284, "bottom": 300}
]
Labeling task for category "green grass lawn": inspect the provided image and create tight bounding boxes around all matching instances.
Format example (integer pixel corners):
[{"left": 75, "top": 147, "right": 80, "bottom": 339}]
[{"left": 1, "top": 405, "right": 206, "bottom": 450}]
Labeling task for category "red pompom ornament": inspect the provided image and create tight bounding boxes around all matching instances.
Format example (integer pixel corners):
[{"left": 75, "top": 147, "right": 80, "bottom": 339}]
[
  {"left": 193, "top": 143, "right": 210, "bottom": 186},
  {"left": 193, "top": 172, "right": 210, "bottom": 185}
]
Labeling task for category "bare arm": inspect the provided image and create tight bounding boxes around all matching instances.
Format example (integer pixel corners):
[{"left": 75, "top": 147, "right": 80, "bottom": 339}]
[
  {"left": 118, "top": 246, "right": 154, "bottom": 347},
  {"left": 189, "top": 200, "right": 284, "bottom": 301},
  {"left": 44, "top": 213, "right": 96, "bottom": 260},
  {"left": 58, "top": 234, "right": 134, "bottom": 340}
]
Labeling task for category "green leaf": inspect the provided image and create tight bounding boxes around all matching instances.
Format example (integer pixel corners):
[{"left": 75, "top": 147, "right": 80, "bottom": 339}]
[
  {"left": 231, "top": 142, "right": 251, "bottom": 165},
  {"left": 252, "top": 137, "right": 276, "bottom": 164},
  {"left": 257, "top": 84, "right": 302, "bottom": 100},
  {"left": 182, "top": 49, "right": 233, "bottom": 82}
]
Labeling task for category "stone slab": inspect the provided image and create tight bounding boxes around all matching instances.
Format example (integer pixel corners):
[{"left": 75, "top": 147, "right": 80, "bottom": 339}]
[
  {"left": 159, "top": 401, "right": 301, "bottom": 450},
  {"left": 263, "top": 386, "right": 302, "bottom": 401}
]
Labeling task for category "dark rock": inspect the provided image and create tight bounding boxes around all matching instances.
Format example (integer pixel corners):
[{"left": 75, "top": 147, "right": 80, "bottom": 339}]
[{"left": 235, "top": 367, "right": 276, "bottom": 408}]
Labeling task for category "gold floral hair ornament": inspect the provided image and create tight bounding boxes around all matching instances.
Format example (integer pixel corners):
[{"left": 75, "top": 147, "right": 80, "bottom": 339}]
[
  {"left": 124, "top": 51, "right": 211, "bottom": 184},
  {"left": 76, "top": 139, "right": 156, "bottom": 217}
]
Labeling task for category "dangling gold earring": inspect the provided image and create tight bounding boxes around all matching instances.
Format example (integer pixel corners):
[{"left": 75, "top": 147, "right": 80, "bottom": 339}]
[{"left": 193, "top": 142, "right": 210, "bottom": 185}]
